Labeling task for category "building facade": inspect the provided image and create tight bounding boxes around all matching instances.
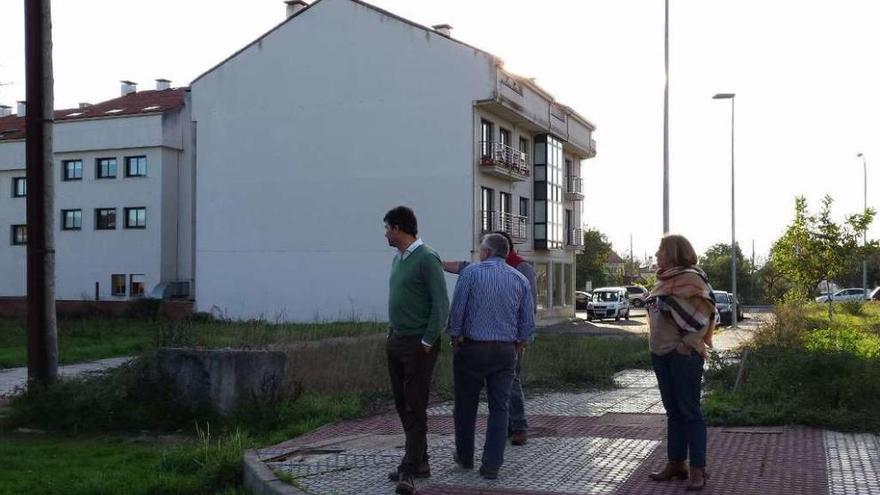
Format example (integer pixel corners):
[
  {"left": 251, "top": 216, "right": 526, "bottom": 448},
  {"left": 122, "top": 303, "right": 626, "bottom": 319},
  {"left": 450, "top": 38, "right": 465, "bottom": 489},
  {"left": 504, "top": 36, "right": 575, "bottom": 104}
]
[
  {"left": 190, "top": 0, "right": 596, "bottom": 322},
  {"left": 0, "top": 83, "right": 194, "bottom": 301}
]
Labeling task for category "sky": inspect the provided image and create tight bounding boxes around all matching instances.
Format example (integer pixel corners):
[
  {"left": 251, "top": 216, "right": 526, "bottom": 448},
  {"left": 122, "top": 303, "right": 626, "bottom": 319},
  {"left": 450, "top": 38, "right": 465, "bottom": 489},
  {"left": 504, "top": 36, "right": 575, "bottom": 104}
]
[{"left": 1, "top": 0, "right": 879, "bottom": 263}]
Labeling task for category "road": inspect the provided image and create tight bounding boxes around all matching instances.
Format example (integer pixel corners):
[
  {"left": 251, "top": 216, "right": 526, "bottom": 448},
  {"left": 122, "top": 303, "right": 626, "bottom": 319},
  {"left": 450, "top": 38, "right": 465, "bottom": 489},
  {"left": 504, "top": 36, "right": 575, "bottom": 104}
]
[{"left": 541, "top": 309, "right": 772, "bottom": 352}]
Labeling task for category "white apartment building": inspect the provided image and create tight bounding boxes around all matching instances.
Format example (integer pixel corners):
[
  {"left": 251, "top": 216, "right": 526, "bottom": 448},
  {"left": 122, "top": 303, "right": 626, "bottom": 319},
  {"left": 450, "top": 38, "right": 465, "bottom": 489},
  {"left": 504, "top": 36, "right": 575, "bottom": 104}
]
[
  {"left": 190, "top": 0, "right": 596, "bottom": 323},
  {"left": 0, "top": 81, "right": 195, "bottom": 301}
]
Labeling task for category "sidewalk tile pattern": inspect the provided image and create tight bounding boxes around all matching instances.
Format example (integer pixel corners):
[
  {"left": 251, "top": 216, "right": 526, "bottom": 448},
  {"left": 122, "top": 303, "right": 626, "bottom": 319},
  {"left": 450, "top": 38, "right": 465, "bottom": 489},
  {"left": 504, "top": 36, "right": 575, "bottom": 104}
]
[
  {"left": 266, "top": 435, "right": 659, "bottom": 495},
  {"left": 825, "top": 430, "right": 880, "bottom": 495}
]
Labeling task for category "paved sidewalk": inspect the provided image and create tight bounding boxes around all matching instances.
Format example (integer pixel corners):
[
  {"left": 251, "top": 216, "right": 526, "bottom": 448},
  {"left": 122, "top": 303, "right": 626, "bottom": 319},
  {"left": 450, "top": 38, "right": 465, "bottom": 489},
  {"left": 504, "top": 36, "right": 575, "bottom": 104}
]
[
  {"left": 0, "top": 356, "right": 131, "bottom": 398},
  {"left": 250, "top": 369, "right": 880, "bottom": 495}
]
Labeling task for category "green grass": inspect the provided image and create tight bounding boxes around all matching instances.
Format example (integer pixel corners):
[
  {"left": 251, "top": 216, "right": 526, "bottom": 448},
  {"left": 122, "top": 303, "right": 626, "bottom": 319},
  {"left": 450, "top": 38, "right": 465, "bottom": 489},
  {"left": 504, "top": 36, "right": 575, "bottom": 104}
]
[
  {"left": 0, "top": 317, "right": 387, "bottom": 369},
  {"left": 704, "top": 301, "right": 880, "bottom": 432},
  {"left": 0, "top": 317, "right": 651, "bottom": 494},
  {"left": 0, "top": 435, "right": 250, "bottom": 495}
]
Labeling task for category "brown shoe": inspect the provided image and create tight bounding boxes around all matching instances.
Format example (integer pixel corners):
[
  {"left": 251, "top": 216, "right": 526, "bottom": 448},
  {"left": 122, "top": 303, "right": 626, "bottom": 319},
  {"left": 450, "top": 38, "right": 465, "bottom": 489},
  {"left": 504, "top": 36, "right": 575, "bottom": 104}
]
[
  {"left": 649, "top": 461, "right": 689, "bottom": 481},
  {"left": 685, "top": 467, "right": 708, "bottom": 491},
  {"left": 510, "top": 431, "right": 528, "bottom": 446},
  {"left": 395, "top": 473, "right": 415, "bottom": 495}
]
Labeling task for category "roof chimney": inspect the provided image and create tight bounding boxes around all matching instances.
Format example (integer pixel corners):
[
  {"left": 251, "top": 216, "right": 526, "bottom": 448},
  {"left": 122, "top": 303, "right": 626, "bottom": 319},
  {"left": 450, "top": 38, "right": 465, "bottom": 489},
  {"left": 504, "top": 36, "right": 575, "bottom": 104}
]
[
  {"left": 17, "top": 101, "right": 26, "bottom": 117},
  {"left": 432, "top": 24, "right": 453, "bottom": 37},
  {"left": 79, "top": 102, "right": 92, "bottom": 109},
  {"left": 285, "top": 0, "right": 308, "bottom": 17},
  {"left": 0, "top": 105, "right": 11, "bottom": 118},
  {"left": 120, "top": 80, "right": 137, "bottom": 96},
  {"left": 155, "top": 78, "right": 171, "bottom": 91}
]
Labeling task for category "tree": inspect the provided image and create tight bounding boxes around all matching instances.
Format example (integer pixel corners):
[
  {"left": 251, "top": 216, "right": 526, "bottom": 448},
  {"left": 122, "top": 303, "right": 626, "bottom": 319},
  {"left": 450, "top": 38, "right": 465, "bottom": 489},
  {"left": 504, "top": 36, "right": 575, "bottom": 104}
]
[
  {"left": 769, "top": 195, "right": 876, "bottom": 307},
  {"left": 576, "top": 229, "right": 613, "bottom": 291},
  {"left": 699, "top": 242, "right": 754, "bottom": 302}
]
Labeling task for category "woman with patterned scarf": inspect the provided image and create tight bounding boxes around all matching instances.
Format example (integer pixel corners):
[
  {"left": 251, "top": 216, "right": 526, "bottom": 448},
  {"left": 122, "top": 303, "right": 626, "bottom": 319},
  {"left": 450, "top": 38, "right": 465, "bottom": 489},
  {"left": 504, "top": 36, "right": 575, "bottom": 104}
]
[{"left": 645, "top": 234, "right": 716, "bottom": 492}]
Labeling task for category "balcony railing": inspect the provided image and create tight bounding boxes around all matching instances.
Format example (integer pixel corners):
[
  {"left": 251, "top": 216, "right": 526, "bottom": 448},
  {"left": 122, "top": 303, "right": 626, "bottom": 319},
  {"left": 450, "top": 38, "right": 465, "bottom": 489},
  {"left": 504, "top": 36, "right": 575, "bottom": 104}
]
[
  {"left": 566, "top": 228, "right": 584, "bottom": 250},
  {"left": 480, "top": 141, "right": 530, "bottom": 180},
  {"left": 480, "top": 210, "right": 529, "bottom": 243},
  {"left": 565, "top": 176, "right": 584, "bottom": 201}
]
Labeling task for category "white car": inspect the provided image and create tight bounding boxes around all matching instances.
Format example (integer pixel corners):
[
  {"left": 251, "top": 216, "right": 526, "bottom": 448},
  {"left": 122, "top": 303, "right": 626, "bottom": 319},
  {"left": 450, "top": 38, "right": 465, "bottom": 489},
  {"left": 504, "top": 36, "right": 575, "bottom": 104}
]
[
  {"left": 815, "top": 288, "right": 867, "bottom": 303},
  {"left": 586, "top": 287, "right": 631, "bottom": 322}
]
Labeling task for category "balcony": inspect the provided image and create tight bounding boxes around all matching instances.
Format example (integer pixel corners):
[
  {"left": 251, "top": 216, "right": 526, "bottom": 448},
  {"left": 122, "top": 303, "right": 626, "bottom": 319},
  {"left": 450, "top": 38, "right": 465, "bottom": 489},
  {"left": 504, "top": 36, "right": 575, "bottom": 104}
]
[
  {"left": 479, "top": 141, "right": 530, "bottom": 181},
  {"left": 565, "top": 228, "right": 584, "bottom": 251},
  {"left": 480, "top": 210, "right": 529, "bottom": 244},
  {"left": 565, "top": 176, "right": 584, "bottom": 201}
]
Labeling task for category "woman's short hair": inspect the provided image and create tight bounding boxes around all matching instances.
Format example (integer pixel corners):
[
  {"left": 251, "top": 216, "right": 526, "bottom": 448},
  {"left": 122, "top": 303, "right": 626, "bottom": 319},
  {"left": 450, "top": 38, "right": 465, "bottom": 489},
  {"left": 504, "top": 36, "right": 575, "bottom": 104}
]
[{"left": 659, "top": 234, "right": 698, "bottom": 268}]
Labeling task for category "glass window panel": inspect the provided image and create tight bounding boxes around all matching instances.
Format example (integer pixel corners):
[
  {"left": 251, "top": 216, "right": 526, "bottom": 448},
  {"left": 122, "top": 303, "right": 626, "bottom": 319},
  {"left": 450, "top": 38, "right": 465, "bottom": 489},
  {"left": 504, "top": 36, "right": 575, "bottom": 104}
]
[{"left": 535, "top": 263, "right": 549, "bottom": 310}]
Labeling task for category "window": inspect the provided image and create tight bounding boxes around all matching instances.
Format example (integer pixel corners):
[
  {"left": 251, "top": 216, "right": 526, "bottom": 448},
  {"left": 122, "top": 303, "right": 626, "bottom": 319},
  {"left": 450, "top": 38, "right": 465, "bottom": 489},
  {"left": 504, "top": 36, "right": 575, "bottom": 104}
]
[
  {"left": 124, "top": 207, "right": 146, "bottom": 229},
  {"left": 533, "top": 135, "right": 565, "bottom": 250},
  {"left": 480, "top": 120, "right": 494, "bottom": 158},
  {"left": 499, "top": 128, "right": 511, "bottom": 148},
  {"left": 500, "top": 192, "right": 512, "bottom": 216},
  {"left": 565, "top": 263, "right": 574, "bottom": 306},
  {"left": 12, "top": 177, "right": 26, "bottom": 197},
  {"left": 11, "top": 225, "right": 26, "bottom": 245},
  {"left": 125, "top": 156, "right": 147, "bottom": 177},
  {"left": 535, "top": 263, "right": 549, "bottom": 310},
  {"left": 565, "top": 209, "right": 573, "bottom": 244},
  {"left": 61, "top": 209, "right": 82, "bottom": 230},
  {"left": 96, "top": 158, "right": 117, "bottom": 179},
  {"left": 480, "top": 187, "right": 494, "bottom": 232},
  {"left": 95, "top": 208, "right": 117, "bottom": 230},
  {"left": 553, "top": 263, "right": 564, "bottom": 307},
  {"left": 129, "top": 274, "right": 145, "bottom": 297},
  {"left": 519, "top": 137, "right": 529, "bottom": 156},
  {"left": 62, "top": 160, "right": 83, "bottom": 181},
  {"left": 111, "top": 274, "right": 126, "bottom": 296},
  {"left": 519, "top": 197, "right": 530, "bottom": 219}
]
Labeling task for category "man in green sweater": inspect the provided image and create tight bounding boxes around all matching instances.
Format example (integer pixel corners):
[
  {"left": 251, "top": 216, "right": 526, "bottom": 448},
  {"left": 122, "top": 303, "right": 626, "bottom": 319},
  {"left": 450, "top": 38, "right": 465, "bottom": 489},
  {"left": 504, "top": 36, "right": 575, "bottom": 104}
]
[{"left": 383, "top": 206, "right": 449, "bottom": 495}]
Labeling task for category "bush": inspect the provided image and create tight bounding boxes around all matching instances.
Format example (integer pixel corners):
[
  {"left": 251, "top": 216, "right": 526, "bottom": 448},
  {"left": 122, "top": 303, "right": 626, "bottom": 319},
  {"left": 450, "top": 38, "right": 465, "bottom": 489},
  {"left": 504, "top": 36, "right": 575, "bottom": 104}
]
[
  {"left": 839, "top": 299, "right": 865, "bottom": 316},
  {"left": 704, "top": 302, "right": 880, "bottom": 432}
]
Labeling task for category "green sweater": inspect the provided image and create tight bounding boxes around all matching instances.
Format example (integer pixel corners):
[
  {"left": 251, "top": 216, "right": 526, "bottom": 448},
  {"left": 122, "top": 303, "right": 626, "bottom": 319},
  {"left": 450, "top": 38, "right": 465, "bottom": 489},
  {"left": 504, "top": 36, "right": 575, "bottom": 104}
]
[{"left": 388, "top": 244, "right": 449, "bottom": 345}]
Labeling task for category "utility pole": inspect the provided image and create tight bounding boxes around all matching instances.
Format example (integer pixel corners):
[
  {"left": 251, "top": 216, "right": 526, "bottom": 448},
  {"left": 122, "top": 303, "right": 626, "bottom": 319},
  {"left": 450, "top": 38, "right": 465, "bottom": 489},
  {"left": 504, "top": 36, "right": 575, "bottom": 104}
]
[{"left": 25, "top": 0, "right": 58, "bottom": 385}]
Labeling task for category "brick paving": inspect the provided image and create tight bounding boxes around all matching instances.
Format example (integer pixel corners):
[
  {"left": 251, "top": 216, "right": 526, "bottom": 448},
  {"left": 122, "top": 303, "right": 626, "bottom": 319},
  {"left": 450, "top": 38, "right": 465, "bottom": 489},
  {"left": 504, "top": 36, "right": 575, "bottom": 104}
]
[{"left": 252, "top": 365, "right": 879, "bottom": 495}]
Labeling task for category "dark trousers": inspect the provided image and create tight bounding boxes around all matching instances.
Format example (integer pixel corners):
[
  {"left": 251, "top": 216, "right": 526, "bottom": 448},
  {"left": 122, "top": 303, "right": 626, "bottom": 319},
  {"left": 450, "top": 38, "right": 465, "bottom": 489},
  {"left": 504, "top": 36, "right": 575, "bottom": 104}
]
[
  {"left": 652, "top": 349, "right": 707, "bottom": 468},
  {"left": 453, "top": 341, "right": 517, "bottom": 471},
  {"left": 387, "top": 334, "right": 440, "bottom": 474},
  {"left": 508, "top": 349, "right": 527, "bottom": 432}
]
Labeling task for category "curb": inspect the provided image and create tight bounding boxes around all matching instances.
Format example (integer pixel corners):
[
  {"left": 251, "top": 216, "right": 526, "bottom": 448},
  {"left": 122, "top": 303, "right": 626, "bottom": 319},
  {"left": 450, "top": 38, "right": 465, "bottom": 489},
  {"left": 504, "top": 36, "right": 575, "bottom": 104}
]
[{"left": 242, "top": 450, "right": 310, "bottom": 495}]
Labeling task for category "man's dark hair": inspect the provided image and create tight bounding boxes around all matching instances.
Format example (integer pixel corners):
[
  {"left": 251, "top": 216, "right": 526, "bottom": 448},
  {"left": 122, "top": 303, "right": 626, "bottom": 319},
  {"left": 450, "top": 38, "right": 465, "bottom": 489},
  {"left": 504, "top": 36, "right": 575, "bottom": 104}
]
[
  {"left": 492, "top": 230, "right": 514, "bottom": 252},
  {"left": 383, "top": 206, "right": 418, "bottom": 236}
]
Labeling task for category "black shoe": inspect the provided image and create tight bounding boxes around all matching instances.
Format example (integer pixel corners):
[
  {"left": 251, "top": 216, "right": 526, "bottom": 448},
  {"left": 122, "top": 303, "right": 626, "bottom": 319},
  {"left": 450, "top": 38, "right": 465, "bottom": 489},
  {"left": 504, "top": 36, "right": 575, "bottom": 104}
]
[
  {"left": 388, "top": 465, "right": 430, "bottom": 482},
  {"left": 479, "top": 466, "right": 499, "bottom": 480},
  {"left": 453, "top": 454, "right": 474, "bottom": 470},
  {"left": 510, "top": 430, "right": 528, "bottom": 446},
  {"left": 395, "top": 473, "right": 415, "bottom": 495}
]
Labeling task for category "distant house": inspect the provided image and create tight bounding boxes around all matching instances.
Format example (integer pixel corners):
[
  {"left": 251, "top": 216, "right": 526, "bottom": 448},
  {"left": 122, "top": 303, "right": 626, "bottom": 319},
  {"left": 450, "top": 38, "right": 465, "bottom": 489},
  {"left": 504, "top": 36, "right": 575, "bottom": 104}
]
[{"left": 606, "top": 251, "right": 625, "bottom": 281}]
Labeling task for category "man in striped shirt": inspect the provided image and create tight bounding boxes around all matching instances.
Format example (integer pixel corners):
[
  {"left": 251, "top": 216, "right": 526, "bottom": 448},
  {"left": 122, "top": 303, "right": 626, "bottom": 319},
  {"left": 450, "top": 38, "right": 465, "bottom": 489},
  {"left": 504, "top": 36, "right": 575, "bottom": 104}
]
[{"left": 447, "top": 233, "right": 535, "bottom": 480}]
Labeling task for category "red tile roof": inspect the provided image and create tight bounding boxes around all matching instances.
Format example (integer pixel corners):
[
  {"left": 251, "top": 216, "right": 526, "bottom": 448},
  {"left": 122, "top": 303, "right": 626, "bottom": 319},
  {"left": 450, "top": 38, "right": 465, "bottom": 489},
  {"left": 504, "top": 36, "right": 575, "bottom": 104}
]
[
  {"left": 607, "top": 251, "right": 626, "bottom": 264},
  {"left": 0, "top": 87, "right": 187, "bottom": 142}
]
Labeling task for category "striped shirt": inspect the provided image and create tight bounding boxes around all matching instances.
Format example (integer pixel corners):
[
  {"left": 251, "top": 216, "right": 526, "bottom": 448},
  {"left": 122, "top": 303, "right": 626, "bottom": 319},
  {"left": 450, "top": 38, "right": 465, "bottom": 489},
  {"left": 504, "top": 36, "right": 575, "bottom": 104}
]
[{"left": 447, "top": 257, "right": 535, "bottom": 343}]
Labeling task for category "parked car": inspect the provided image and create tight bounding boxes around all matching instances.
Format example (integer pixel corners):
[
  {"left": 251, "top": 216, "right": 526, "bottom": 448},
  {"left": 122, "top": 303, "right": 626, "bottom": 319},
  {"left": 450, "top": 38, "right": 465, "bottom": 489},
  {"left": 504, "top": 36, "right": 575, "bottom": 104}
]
[
  {"left": 713, "top": 291, "right": 733, "bottom": 325},
  {"left": 575, "top": 291, "right": 592, "bottom": 310},
  {"left": 870, "top": 287, "right": 880, "bottom": 301},
  {"left": 625, "top": 285, "right": 648, "bottom": 307},
  {"left": 587, "top": 287, "right": 630, "bottom": 322},
  {"left": 814, "top": 288, "right": 867, "bottom": 303}
]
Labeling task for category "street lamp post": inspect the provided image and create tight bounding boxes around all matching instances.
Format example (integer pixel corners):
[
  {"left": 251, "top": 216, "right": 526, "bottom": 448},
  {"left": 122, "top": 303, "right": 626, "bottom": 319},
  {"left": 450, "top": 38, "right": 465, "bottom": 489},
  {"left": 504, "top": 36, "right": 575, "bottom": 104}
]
[
  {"left": 713, "top": 93, "right": 737, "bottom": 328},
  {"left": 663, "top": 0, "right": 670, "bottom": 234},
  {"left": 857, "top": 153, "right": 868, "bottom": 296}
]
